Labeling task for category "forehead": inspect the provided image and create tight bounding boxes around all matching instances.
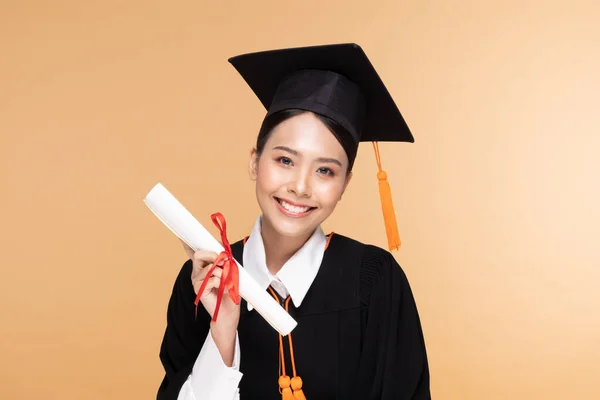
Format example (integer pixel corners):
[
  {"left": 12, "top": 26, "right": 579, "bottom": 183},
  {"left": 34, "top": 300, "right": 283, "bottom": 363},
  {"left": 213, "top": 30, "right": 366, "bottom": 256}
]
[{"left": 268, "top": 112, "right": 346, "bottom": 155}]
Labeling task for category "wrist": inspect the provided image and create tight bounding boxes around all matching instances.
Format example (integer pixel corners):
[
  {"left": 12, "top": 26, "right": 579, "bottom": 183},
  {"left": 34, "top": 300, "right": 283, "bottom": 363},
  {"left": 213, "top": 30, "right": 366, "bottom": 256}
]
[
  {"left": 210, "top": 319, "right": 237, "bottom": 339},
  {"left": 210, "top": 322, "right": 237, "bottom": 367}
]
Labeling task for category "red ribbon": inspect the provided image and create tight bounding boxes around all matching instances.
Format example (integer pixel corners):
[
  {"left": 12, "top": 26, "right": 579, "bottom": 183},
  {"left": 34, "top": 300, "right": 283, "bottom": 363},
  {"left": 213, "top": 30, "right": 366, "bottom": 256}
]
[{"left": 194, "top": 212, "right": 240, "bottom": 322}]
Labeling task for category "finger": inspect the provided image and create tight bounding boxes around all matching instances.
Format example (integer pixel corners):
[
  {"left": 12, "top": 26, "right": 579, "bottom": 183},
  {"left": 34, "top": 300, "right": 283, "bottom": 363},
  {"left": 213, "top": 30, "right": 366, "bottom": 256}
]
[
  {"left": 198, "top": 265, "right": 223, "bottom": 280},
  {"left": 192, "top": 250, "right": 219, "bottom": 269},
  {"left": 195, "top": 276, "right": 221, "bottom": 296}
]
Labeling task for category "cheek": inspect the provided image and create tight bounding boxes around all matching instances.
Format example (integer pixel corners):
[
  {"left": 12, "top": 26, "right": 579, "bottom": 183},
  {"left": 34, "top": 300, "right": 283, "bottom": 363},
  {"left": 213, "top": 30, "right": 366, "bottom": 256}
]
[
  {"left": 313, "top": 180, "right": 345, "bottom": 206},
  {"left": 256, "top": 160, "right": 284, "bottom": 193}
]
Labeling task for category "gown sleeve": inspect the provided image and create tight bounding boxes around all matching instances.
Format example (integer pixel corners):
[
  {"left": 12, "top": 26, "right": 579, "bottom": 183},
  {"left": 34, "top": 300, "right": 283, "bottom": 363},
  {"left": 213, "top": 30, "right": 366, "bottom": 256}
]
[
  {"left": 156, "top": 260, "right": 242, "bottom": 400},
  {"left": 355, "top": 246, "right": 431, "bottom": 400},
  {"left": 177, "top": 329, "right": 242, "bottom": 400}
]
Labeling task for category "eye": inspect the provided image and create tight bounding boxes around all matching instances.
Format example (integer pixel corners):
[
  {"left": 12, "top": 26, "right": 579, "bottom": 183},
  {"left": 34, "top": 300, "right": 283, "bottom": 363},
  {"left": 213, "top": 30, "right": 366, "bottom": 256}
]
[
  {"left": 317, "top": 167, "right": 335, "bottom": 176},
  {"left": 276, "top": 156, "right": 293, "bottom": 166}
]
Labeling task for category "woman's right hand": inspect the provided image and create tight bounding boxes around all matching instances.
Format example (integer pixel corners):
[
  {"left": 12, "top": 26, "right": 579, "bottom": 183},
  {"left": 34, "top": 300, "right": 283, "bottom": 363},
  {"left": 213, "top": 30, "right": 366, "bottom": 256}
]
[{"left": 181, "top": 240, "right": 240, "bottom": 366}]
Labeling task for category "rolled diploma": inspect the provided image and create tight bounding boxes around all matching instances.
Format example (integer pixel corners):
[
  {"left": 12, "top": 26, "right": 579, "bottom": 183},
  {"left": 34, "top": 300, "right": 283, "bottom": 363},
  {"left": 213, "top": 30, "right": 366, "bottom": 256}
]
[{"left": 144, "top": 183, "right": 297, "bottom": 336}]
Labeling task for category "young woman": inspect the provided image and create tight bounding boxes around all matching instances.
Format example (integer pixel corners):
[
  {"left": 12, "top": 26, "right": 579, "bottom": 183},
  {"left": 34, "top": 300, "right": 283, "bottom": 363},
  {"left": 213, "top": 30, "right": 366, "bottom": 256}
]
[{"left": 157, "top": 43, "right": 431, "bottom": 400}]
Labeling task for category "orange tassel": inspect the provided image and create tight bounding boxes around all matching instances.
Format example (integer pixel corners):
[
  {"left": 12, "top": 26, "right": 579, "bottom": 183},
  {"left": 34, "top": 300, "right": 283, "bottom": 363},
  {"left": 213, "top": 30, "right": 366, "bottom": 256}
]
[
  {"left": 270, "top": 288, "right": 309, "bottom": 400},
  {"left": 282, "top": 388, "right": 295, "bottom": 400},
  {"left": 372, "top": 142, "right": 401, "bottom": 251},
  {"left": 279, "top": 376, "right": 295, "bottom": 400},
  {"left": 291, "top": 376, "right": 306, "bottom": 400}
]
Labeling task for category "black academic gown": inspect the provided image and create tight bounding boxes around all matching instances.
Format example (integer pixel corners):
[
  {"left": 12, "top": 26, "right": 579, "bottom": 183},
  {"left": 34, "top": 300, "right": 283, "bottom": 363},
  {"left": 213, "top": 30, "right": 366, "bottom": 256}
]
[{"left": 157, "top": 234, "right": 431, "bottom": 400}]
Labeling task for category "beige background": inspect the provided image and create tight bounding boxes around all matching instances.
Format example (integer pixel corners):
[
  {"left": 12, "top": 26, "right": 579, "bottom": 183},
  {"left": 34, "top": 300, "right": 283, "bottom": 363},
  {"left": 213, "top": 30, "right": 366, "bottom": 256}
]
[{"left": 2, "top": 0, "right": 599, "bottom": 399}]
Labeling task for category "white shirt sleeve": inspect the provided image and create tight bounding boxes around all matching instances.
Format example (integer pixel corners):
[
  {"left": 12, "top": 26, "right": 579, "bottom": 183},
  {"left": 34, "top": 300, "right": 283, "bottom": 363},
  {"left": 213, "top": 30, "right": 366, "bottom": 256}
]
[{"left": 177, "top": 329, "right": 243, "bottom": 400}]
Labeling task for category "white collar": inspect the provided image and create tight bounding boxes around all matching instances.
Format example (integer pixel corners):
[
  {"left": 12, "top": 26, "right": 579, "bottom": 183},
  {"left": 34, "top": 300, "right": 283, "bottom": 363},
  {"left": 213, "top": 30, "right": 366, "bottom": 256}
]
[{"left": 242, "top": 216, "right": 327, "bottom": 310}]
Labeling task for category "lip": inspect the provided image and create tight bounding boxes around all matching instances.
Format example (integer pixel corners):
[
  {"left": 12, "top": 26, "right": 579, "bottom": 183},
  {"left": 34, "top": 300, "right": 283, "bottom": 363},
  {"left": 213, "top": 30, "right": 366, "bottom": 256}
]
[
  {"left": 275, "top": 197, "right": 313, "bottom": 208},
  {"left": 274, "top": 197, "right": 315, "bottom": 218}
]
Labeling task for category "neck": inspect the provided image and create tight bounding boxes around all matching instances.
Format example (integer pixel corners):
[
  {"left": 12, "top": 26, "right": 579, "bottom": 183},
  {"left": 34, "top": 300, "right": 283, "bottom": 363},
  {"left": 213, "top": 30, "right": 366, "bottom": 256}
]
[{"left": 260, "top": 218, "right": 313, "bottom": 275}]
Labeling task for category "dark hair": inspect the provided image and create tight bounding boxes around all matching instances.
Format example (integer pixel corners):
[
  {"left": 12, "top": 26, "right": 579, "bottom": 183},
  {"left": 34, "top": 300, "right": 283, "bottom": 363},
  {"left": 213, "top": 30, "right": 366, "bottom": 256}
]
[{"left": 255, "top": 109, "right": 358, "bottom": 173}]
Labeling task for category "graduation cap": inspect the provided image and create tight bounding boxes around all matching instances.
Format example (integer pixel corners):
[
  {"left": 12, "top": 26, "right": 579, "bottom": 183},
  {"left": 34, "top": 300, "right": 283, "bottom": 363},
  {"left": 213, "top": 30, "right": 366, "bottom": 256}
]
[{"left": 228, "top": 43, "right": 413, "bottom": 251}]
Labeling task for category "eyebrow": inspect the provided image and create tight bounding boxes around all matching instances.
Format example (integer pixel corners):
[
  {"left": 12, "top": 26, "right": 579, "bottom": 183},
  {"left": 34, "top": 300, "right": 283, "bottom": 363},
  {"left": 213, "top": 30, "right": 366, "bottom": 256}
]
[{"left": 272, "top": 145, "right": 343, "bottom": 167}]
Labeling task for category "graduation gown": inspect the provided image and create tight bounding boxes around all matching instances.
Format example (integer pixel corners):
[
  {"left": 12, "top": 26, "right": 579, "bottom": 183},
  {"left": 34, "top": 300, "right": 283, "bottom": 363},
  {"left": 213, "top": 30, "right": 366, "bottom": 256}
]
[{"left": 157, "top": 233, "right": 430, "bottom": 399}]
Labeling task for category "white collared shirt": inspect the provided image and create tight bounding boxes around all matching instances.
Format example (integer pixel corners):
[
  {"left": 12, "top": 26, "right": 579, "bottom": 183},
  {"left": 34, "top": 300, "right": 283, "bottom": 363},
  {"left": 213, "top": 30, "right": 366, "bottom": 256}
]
[
  {"left": 243, "top": 215, "right": 327, "bottom": 307},
  {"left": 177, "top": 216, "right": 327, "bottom": 400}
]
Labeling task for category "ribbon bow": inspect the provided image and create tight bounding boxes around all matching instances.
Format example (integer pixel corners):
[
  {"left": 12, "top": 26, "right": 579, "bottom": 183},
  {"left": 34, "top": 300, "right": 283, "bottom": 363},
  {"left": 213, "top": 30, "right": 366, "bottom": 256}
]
[{"left": 194, "top": 212, "right": 240, "bottom": 321}]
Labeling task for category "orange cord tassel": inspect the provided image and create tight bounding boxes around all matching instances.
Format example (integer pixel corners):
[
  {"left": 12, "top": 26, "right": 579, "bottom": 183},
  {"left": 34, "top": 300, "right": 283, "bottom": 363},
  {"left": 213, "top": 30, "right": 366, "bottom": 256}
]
[
  {"left": 291, "top": 376, "right": 306, "bottom": 400},
  {"left": 372, "top": 142, "right": 401, "bottom": 251},
  {"left": 269, "top": 288, "right": 308, "bottom": 400},
  {"left": 279, "top": 376, "right": 295, "bottom": 400}
]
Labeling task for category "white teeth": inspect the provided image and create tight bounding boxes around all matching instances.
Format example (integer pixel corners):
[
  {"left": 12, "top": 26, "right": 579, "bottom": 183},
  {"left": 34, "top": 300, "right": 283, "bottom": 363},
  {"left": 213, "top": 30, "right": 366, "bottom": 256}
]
[{"left": 279, "top": 199, "right": 310, "bottom": 214}]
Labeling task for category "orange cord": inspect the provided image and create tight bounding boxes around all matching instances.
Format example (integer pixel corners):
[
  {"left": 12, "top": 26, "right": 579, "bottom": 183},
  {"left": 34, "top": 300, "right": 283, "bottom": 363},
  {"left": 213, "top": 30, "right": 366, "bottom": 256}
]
[
  {"left": 372, "top": 141, "right": 383, "bottom": 171},
  {"left": 268, "top": 287, "right": 298, "bottom": 399},
  {"left": 244, "top": 232, "right": 335, "bottom": 400},
  {"left": 284, "top": 298, "right": 296, "bottom": 376},
  {"left": 324, "top": 232, "right": 333, "bottom": 251},
  {"left": 268, "top": 288, "right": 295, "bottom": 376}
]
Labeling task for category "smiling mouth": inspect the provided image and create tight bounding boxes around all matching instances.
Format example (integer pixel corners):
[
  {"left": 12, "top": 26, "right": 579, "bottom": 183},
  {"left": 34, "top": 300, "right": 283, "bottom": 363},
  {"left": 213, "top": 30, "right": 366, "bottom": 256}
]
[{"left": 274, "top": 197, "right": 316, "bottom": 216}]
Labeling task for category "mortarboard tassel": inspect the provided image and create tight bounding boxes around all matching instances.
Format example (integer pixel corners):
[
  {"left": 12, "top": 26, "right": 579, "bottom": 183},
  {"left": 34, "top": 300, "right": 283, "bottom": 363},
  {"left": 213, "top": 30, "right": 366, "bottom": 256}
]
[{"left": 372, "top": 142, "right": 401, "bottom": 251}]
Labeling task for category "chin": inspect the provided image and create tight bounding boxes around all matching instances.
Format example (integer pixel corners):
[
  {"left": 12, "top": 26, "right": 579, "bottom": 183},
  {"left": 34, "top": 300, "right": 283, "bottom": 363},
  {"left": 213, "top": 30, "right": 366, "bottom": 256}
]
[
  {"left": 273, "top": 219, "right": 317, "bottom": 238},
  {"left": 264, "top": 212, "right": 316, "bottom": 238}
]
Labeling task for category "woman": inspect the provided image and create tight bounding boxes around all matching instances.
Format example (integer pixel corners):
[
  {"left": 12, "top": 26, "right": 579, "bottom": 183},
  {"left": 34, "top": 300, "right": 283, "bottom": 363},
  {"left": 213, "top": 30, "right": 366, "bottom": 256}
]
[{"left": 157, "top": 43, "right": 431, "bottom": 400}]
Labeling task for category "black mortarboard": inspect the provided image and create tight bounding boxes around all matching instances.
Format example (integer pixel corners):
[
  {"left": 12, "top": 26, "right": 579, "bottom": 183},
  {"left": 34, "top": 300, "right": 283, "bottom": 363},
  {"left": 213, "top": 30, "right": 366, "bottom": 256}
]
[
  {"left": 227, "top": 43, "right": 414, "bottom": 145},
  {"left": 228, "top": 43, "right": 413, "bottom": 251}
]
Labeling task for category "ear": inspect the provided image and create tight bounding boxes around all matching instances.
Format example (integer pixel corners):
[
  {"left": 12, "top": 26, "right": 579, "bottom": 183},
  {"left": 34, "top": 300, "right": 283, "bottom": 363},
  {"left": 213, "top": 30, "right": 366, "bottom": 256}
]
[
  {"left": 340, "top": 171, "right": 353, "bottom": 200},
  {"left": 248, "top": 148, "right": 258, "bottom": 181}
]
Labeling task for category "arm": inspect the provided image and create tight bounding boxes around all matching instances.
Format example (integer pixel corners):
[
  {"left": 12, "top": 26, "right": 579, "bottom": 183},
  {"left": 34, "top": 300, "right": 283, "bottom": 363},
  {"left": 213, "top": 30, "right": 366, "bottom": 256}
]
[
  {"left": 157, "top": 260, "right": 243, "bottom": 400},
  {"left": 176, "top": 329, "right": 242, "bottom": 400},
  {"left": 355, "top": 248, "right": 431, "bottom": 400}
]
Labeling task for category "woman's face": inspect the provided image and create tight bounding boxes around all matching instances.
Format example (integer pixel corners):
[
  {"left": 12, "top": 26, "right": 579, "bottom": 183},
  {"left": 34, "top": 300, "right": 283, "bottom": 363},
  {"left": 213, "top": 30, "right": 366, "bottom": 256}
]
[{"left": 249, "top": 112, "right": 352, "bottom": 240}]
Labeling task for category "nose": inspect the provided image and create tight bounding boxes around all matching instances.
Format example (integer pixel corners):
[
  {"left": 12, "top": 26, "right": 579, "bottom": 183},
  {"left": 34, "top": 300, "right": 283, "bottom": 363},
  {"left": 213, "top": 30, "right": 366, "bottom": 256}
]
[{"left": 287, "top": 168, "right": 312, "bottom": 198}]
